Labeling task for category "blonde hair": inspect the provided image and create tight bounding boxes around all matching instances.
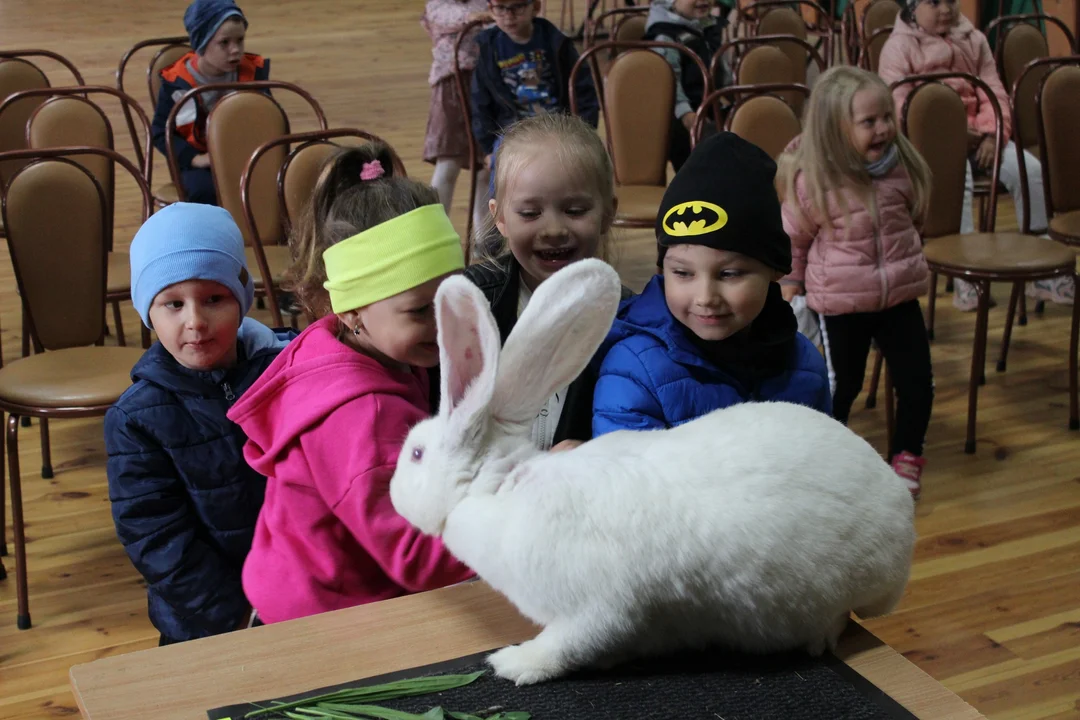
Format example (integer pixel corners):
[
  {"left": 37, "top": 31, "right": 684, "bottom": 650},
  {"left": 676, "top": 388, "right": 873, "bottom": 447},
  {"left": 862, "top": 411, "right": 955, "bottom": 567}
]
[
  {"left": 286, "top": 144, "right": 439, "bottom": 319},
  {"left": 476, "top": 113, "right": 618, "bottom": 266},
  {"left": 778, "top": 65, "right": 932, "bottom": 230}
]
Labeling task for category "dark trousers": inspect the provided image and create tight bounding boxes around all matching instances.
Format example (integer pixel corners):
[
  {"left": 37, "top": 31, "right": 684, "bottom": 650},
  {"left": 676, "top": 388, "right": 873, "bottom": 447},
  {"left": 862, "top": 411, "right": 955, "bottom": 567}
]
[
  {"left": 822, "top": 300, "right": 934, "bottom": 459},
  {"left": 669, "top": 118, "right": 715, "bottom": 172},
  {"left": 181, "top": 166, "right": 217, "bottom": 205}
]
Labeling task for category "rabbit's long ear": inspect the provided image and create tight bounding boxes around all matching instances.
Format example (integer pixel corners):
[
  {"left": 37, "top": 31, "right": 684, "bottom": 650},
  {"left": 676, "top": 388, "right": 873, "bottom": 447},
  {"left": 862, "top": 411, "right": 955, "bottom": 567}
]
[
  {"left": 435, "top": 276, "right": 501, "bottom": 442},
  {"left": 491, "top": 259, "right": 622, "bottom": 432}
]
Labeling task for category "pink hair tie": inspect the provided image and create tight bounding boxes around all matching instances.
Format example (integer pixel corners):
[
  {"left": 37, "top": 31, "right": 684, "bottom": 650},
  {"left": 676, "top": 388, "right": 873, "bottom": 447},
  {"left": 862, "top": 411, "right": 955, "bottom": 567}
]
[{"left": 360, "top": 160, "right": 385, "bottom": 181}]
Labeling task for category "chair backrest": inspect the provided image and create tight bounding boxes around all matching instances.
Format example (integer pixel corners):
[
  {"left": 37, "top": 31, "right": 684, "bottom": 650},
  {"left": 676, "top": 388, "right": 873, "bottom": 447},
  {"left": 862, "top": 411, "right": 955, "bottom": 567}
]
[
  {"left": 757, "top": 8, "right": 811, "bottom": 76},
  {"left": 899, "top": 81, "right": 977, "bottom": 237},
  {"left": 3, "top": 158, "right": 107, "bottom": 349},
  {"left": 729, "top": 95, "right": 803, "bottom": 160},
  {"left": 861, "top": 25, "right": 893, "bottom": 72},
  {"left": 165, "top": 80, "right": 328, "bottom": 246},
  {"left": 207, "top": 92, "right": 290, "bottom": 248},
  {"left": 614, "top": 14, "right": 648, "bottom": 44},
  {"left": 1002, "top": 23, "right": 1049, "bottom": 90},
  {"left": 281, "top": 142, "right": 336, "bottom": 231},
  {"left": 862, "top": 0, "right": 901, "bottom": 38},
  {"left": 1037, "top": 63, "right": 1080, "bottom": 215},
  {"left": 738, "top": 44, "right": 806, "bottom": 114},
  {"left": 599, "top": 48, "right": 675, "bottom": 186},
  {"left": 28, "top": 96, "right": 115, "bottom": 230},
  {"left": 0, "top": 58, "right": 49, "bottom": 186},
  {"left": 149, "top": 44, "right": 192, "bottom": 108}
]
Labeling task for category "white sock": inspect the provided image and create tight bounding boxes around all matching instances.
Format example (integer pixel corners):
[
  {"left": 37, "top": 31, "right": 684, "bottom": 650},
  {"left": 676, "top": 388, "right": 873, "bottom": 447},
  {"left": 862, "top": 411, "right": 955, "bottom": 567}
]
[{"left": 431, "top": 158, "right": 462, "bottom": 212}]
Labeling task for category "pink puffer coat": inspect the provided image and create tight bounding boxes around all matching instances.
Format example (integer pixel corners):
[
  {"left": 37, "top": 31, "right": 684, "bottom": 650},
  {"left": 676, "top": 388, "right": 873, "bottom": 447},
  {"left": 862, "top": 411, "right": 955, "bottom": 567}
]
[
  {"left": 780, "top": 139, "right": 929, "bottom": 317},
  {"left": 878, "top": 15, "right": 1011, "bottom": 139}
]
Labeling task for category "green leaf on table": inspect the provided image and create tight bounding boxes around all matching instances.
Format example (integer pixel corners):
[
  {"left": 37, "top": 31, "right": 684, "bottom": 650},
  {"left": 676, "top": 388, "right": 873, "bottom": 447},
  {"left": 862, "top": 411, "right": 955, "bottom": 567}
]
[
  {"left": 420, "top": 708, "right": 447, "bottom": 720},
  {"left": 243, "top": 674, "right": 485, "bottom": 718}
]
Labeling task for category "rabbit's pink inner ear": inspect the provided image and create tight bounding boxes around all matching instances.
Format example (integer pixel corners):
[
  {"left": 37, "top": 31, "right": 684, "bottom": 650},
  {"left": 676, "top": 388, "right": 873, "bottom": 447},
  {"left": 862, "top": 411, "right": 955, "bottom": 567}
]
[{"left": 437, "top": 291, "right": 489, "bottom": 415}]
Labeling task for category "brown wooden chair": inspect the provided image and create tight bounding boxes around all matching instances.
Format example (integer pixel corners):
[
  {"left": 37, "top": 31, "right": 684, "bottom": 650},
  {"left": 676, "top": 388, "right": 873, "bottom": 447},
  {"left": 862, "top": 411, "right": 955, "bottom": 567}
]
[
  {"left": 1037, "top": 60, "right": 1080, "bottom": 251},
  {"left": 0, "top": 146, "right": 149, "bottom": 629},
  {"left": 572, "top": 41, "right": 710, "bottom": 229},
  {"left": 988, "top": 14, "right": 1075, "bottom": 76},
  {"left": 743, "top": 0, "right": 834, "bottom": 69},
  {"left": 896, "top": 72, "right": 1078, "bottom": 453},
  {"left": 165, "top": 80, "right": 328, "bottom": 326},
  {"left": 696, "top": 83, "right": 809, "bottom": 159},
  {"left": 861, "top": 0, "right": 901, "bottom": 42},
  {"left": 859, "top": 24, "right": 893, "bottom": 72},
  {"left": 1, "top": 87, "right": 154, "bottom": 351},
  {"left": 0, "top": 51, "right": 84, "bottom": 236},
  {"left": 242, "top": 129, "right": 406, "bottom": 320},
  {"left": 714, "top": 35, "right": 824, "bottom": 116},
  {"left": 115, "top": 36, "right": 191, "bottom": 208},
  {"left": 452, "top": 19, "right": 492, "bottom": 250},
  {"left": 585, "top": 6, "right": 649, "bottom": 53}
]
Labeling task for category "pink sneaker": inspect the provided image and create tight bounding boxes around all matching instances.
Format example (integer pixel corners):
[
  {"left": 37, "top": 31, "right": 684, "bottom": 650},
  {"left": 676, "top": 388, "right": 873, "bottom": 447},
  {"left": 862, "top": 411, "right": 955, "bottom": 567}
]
[{"left": 891, "top": 451, "right": 925, "bottom": 500}]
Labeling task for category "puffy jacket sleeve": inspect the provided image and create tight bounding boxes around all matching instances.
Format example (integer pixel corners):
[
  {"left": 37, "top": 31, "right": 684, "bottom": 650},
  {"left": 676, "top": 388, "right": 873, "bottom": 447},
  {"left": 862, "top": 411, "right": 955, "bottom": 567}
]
[
  {"left": 105, "top": 406, "right": 250, "bottom": 637},
  {"left": 877, "top": 35, "right": 913, "bottom": 122},
  {"left": 781, "top": 173, "right": 820, "bottom": 286},
  {"left": 471, "top": 48, "right": 500, "bottom": 155},
  {"left": 971, "top": 31, "right": 1011, "bottom": 138},
  {"left": 151, "top": 82, "right": 199, "bottom": 172},
  {"left": 306, "top": 395, "right": 474, "bottom": 593},
  {"left": 592, "top": 341, "right": 668, "bottom": 437},
  {"left": 650, "top": 36, "right": 695, "bottom": 120}
]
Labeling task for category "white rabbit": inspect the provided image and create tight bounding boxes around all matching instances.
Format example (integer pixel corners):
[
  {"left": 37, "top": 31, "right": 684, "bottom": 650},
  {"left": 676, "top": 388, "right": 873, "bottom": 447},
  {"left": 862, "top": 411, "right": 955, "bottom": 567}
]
[{"left": 390, "top": 259, "right": 915, "bottom": 686}]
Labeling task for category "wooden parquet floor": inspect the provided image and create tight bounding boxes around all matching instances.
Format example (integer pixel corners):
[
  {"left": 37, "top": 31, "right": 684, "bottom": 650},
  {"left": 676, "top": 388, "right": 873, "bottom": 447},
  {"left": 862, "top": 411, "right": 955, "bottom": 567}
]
[{"left": 0, "top": 1, "right": 1078, "bottom": 718}]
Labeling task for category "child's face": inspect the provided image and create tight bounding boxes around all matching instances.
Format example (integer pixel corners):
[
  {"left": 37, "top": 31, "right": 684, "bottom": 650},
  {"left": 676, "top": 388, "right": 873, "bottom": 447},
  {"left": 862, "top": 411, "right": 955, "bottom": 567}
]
[
  {"left": 489, "top": 0, "right": 539, "bottom": 41},
  {"left": 199, "top": 17, "right": 246, "bottom": 75},
  {"left": 672, "top": 0, "right": 713, "bottom": 20},
  {"left": 662, "top": 245, "right": 780, "bottom": 342},
  {"left": 149, "top": 280, "right": 241, "bottom": 371},
  {"left": 913, "top": 0, "right": 958, "bottom": 36},
  {"left": 343, "top": 274, "right": 454, "bottom": 370},
  {"left": 491, "top": 150, "right": 611, "bottom": 291},
  {"left": 849, "top": 87, "right": 896, "bottom": 163}
]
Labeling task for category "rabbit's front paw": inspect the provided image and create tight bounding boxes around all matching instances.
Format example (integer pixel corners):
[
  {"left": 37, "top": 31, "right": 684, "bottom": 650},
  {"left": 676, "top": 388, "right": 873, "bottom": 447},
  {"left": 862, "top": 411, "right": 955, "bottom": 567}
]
[{"left": 488, "top": 641, "right": 567, "bottom": 685}]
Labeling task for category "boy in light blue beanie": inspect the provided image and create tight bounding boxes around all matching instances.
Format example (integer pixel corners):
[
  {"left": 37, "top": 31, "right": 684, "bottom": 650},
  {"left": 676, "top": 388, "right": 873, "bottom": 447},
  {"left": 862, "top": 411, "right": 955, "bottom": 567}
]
[{"left": 106, "top": 202, "right": 294, "bottom": 646}]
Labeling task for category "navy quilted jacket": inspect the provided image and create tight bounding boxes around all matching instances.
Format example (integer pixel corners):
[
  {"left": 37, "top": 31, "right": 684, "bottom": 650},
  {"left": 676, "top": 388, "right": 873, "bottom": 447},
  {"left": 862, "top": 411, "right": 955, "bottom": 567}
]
[
  {"left": 105, "top": 318, "right": 294, "bottom": 642},
  {"left": 593, "top": 275, "right": 831, "bottom": 436}
]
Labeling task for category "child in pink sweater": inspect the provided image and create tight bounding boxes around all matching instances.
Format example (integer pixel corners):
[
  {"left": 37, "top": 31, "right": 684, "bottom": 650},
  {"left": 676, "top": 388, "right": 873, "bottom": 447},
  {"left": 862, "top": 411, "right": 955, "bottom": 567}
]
[
  {"left": 227, "top": 144, "right": 474, "bottom": 623},
  {"left": 779, "top": 67, "right": 934, "bottom": 499}
]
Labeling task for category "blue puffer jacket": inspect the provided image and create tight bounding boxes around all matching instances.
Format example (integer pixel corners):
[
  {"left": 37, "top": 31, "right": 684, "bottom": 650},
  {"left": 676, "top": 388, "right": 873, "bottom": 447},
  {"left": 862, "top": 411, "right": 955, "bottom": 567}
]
[
  {"left": 105, "top": 318, "right": 294, "bottom": 642},
  {"left": 593, "top": 275, "right": 831, "bottom": 436}
]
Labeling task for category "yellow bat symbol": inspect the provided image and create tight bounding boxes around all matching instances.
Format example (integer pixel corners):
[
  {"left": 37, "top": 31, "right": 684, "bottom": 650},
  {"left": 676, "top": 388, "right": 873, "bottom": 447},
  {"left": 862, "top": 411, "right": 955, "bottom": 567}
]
[{"left": 661, "top": 201, "right": 729, "bottom": 237}]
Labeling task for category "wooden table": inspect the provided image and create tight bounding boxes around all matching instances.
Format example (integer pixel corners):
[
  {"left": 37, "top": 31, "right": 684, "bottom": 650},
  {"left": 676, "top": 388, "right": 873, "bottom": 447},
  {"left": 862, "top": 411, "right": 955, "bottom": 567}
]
[{"left": 69, "top": 582, "right": 984, "bottom": 720}]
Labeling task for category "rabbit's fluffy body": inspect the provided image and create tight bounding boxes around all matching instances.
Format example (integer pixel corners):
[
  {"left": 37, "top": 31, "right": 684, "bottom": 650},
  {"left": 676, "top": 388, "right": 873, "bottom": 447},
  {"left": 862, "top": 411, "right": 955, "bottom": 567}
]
[{"left": 390, "top": 260, "right": 915, "bottom": 686}]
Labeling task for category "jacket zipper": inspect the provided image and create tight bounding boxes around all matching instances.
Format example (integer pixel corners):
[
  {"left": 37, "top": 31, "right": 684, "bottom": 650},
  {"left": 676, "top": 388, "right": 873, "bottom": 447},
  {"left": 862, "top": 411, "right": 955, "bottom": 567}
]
[{"left": 222, "top": 381, "right": 236, "bottom": 403}]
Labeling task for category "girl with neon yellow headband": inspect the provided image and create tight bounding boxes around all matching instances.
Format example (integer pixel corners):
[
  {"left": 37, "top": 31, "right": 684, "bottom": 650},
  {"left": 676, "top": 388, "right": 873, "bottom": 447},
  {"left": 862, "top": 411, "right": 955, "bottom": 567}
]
[{"left": 227, "top": 144, "right": 475, "bottom": 624}]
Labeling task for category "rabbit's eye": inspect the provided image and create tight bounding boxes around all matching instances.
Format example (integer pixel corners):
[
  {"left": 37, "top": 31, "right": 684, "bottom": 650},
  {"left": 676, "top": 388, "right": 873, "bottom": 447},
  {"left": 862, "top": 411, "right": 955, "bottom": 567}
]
[{"left": 411, "top": 447, "right": 424, "bottom": 462}]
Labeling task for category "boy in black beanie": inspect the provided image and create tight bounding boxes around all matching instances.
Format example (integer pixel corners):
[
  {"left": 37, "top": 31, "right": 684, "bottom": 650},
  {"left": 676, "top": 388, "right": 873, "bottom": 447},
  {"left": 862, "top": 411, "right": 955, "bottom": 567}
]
[{"left": 592, "top": 133, "right": 831, "bottom": 436}]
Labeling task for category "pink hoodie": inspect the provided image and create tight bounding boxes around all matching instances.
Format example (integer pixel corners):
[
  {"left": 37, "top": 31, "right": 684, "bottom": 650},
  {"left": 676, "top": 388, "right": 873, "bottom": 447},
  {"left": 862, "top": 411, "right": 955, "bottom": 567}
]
[
  {"left": 227, "top": 315, "right": 474, "bottom": 624},
  {"left": 878, "top": 15, "right": 1011, "bottom": 139}
]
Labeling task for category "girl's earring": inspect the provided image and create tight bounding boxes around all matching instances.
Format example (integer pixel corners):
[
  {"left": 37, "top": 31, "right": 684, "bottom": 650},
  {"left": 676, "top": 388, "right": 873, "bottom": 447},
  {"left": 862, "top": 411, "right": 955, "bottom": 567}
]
[{"left": 353, "top": 325, "right": 362, "bottom": 336}]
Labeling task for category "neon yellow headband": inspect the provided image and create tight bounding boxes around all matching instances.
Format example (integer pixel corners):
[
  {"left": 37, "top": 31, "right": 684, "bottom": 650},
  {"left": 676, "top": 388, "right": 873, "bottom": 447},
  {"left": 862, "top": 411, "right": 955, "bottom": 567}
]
[{"left": 323, "top": 204, "right": 465, "bottom": 313}]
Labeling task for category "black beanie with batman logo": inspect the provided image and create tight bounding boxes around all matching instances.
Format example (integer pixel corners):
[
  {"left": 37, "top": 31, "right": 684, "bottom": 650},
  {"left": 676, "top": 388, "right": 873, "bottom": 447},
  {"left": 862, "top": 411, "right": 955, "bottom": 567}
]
[{"left": 656, "top": 132, "right": 792, "bottom": 274}]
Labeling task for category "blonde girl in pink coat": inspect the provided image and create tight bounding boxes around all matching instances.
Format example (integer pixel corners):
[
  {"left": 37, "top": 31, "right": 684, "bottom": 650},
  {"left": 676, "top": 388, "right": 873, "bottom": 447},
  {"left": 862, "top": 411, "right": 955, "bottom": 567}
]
[
  {"left": 779, "top": 66, "right": 933, "bottom": 499},
  {"left": 878, "top": 0, "right": 1073, "bottom": 310}
]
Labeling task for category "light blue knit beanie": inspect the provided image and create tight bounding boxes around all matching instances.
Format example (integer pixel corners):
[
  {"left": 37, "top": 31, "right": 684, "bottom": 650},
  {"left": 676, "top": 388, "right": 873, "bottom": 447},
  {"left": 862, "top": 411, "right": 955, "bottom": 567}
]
[{"left": 129, "top": 203, "right": 255, "bottom": 328}]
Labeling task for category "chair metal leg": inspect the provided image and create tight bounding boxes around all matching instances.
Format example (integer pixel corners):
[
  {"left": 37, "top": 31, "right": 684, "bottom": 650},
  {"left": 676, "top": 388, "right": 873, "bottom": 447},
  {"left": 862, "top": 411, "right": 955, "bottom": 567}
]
[
  {"left": 998, "top": 281, "right": 1022, "bottom": 373},
  {"left": 8, "top": 414, "right": 30, "bottom": 629},
  {"left": 21, "top": 304, "right": 29, "bottom": 359},
  {"left": 1035, "top": 299, "right": 1046, "bottom": 315},
  {"left": 1070, "top": 273, "right": 1079, "bottom": 431},
  {"left": 256, "top": 297, "right": 266, "bottom": 310},
  {"left": 40, "top": 418, "right": 52, "bottom": 479},
  {"left": 926, "top": 272, "right": 938, "bottom": 341},
  {"left": 965, "top": 282, "right": 992, "bottom": 454},
  {"left": 1018, "top": 292, "right": 1028, "bottom": 326},
  {"left": 866, "top": 348, "right": 882, "bottom": 409},
  {"left": 944, "top": 277, "right": 954, "bottom": 293},
  {"left": 111, "top": 301, "right": 126, "bottom": 347},
  {"left": 0, "top": 411, "right": 5, "bottom": 559}
]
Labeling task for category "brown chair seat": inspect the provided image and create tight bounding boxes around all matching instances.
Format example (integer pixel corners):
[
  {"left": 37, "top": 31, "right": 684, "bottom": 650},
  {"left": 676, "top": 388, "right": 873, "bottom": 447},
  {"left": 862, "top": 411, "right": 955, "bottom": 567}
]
[
  {"left": 1049, "top": 211, "right": 1080, "bottom": 244},
  {"left": 0, "top": 346, "right": 144, "bottom": 408},
  {"left": 245, "top": 244, "right": 290, "bottom": 286},
  {"left": 154, "top": 182, "right": 180, "bottom": 204},
  {"left": 924, "top": 233, "right": 1076, "bottom": 276},
  {"left": 615, "top": 184, "right": 667, "bottom": 222},
  {"left": 107, "top": 251, "right": 131, "bottom": 294}
]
